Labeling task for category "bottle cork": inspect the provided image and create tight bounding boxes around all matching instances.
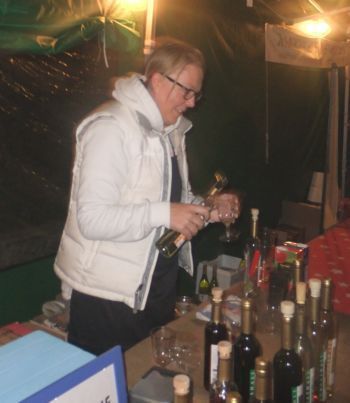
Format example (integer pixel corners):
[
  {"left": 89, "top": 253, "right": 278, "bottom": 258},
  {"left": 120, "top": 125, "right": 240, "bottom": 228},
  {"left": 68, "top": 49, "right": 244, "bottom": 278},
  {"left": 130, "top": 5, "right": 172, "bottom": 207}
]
[
  {"left": 173, "top": 374, "right": 190, "bottom": 396},
  {"left": 281, "top": 300, "right": 295, "bottom": 317},
  {"left": 212, "top": 287, "right": 223, "bottom": 302},
  {"left": 251, "top": 208, "right": 259, "bottom": 221},
  {"left": 226, "top": 391, "right": 242, "bottom": 402},
  {"left": 296, "top": 281, "right": 306, "bottom": 304},
  {"left": 218, "top": 340, "right": 232, "bottom": 359},
  {"left": 309, "top": 278, "right": 321, "bottom": 297}
]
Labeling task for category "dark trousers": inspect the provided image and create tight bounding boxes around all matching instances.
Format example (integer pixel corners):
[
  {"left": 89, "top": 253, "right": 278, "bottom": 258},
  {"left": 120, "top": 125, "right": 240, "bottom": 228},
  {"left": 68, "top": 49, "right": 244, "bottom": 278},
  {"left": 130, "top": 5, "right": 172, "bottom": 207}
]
[{"left": 68, "top": 259, "right": 178, "bottom": 355}]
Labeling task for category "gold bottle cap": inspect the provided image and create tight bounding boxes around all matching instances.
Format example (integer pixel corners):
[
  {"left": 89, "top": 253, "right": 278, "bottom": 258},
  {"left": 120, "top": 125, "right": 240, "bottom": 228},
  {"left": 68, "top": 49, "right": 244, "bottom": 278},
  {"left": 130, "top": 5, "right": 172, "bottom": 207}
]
[
  {"left": 309, "top": 278, "right": 321, "bottom": 297},
  {"left": 255, "top": 356, "right": 269, "bottom": 372},
  {"left": 241, "top": 297, "right": 253, "bottom": 309},
  {"left": 212, "top": 287, "right": 223, "bottom": 302},
  {"left": 281, "top": 300, "right": 295, "bottom": 317},
  {"left": 173, "top": 374, "right": 190, "bottom": 395},
  {"left": 323, "top": 277, "right": 332, "bottom": 287},
  {"left": 226, "top": 391, "right": 242, "bottom": 403},
  {"left": 218, "top": 340, "right": 232, "bottom": 358},
  {"left": 296, "top": 281, "right": 306, "bottom": 304}
]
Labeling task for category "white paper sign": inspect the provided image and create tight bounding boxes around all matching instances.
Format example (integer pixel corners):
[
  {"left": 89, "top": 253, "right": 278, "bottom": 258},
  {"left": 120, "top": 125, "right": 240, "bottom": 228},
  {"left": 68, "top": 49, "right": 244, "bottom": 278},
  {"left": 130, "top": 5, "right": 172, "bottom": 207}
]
[
  {"left": 265, "top": 23, "right": 350, "bottom": 68},
  {"left": 50, "top": 364, "right": 118, "bottom": 403}
]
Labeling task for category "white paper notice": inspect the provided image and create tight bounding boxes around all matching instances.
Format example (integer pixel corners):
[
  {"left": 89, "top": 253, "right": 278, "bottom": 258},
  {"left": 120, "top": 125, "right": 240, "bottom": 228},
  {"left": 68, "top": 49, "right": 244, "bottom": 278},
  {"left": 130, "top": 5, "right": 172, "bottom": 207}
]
[{"left": 50, "top": 364, "right": 119, "bottom": 403}]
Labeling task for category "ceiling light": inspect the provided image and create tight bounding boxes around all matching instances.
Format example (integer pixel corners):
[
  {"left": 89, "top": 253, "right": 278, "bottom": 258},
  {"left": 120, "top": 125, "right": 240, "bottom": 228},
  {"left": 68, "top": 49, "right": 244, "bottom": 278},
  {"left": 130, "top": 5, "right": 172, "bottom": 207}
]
[{"left": 292, "top": 19, "right": 332, "bottom": 38}]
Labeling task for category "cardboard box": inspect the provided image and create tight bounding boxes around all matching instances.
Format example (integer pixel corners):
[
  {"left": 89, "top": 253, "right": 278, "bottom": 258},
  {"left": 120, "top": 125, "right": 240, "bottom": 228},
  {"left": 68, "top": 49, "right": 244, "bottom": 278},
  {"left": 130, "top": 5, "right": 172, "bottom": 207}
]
[
  {"left": 279, "top": 200, "right": 321, "bottom": 242},
  {"left": 196, "top": 254, "right": 243, "bottom": 294}
]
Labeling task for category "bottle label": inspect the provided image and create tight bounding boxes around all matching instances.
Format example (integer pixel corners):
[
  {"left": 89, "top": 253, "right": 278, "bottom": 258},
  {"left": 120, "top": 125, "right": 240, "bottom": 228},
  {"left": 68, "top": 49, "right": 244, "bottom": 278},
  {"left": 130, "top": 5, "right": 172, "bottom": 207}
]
[
  {"left": 327, "top": 337, "right": 336, "bottom": 386},
  {"left": 319, "top": 349, "right": 327, "bottom": 401},
  {"left": 305, "top": 367, "right": 315, "bottom": 403},
  {"left": 174, "top": 233, "right": 186, "bottom": 248},
  {"left": 210, "top": 344, "right": 219, "bottom": 384},
  {"left": 291, "top": 383, "right": 303, "bottom": 403},
  {"left": 249, "top": 368, "right": 255, "bottom": 397}
]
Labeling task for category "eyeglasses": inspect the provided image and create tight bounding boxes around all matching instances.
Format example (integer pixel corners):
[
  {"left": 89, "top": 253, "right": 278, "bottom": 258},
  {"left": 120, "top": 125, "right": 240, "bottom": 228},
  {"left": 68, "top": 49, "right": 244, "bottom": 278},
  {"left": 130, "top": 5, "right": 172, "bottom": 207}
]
[{"left": 164, "top": 75, "right": 202, "bottom": 102}]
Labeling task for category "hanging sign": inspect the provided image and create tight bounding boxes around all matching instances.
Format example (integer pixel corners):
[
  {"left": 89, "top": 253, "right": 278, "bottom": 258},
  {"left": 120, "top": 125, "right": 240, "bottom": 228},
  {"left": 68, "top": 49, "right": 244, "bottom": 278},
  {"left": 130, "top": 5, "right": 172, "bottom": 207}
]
[{"left": 265, "top": 23, "right": 350, "bottom": 68}]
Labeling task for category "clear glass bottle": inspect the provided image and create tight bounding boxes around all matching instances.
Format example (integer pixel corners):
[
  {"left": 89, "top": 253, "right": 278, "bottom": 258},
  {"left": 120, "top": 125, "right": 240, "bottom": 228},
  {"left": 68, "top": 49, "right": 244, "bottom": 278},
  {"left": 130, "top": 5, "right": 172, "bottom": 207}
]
[
  {"left": 210, "top": 340, "right": 238, "bottom": 402},
  {"left": 294, "top": 282, "right": 314, "bottom": 403},
  {"left": 234, "top": 298, "right": 261, "bottom": 403},
  {"left": 286, "top": 259, "right": 302, "bottom": 303},
  {"left": 250, "top": 357, "right": 273, "bottom": 403},
  {"left": 173, "top": 374, "right": 191, "bottom": 403},
  {"left": 156, "top": 171, "right": 228, "bottom": 258},
  {"left": 204, "top": 287, "right": 229, "bottom": 390},
  {"left": 320, "top": 277, "right": 338, "bottom": 400},
  {"left": 243, "top": 208, "right": 261, "bottom": 297},
  {"left": 307, "top": 278, "right": 326, "bottom": 402},
  {"left": 273, "top": 300, "right": 303, "bottom": 403},
  {"left": 198, "top": 263, "right": 210, "bottom": 302}
]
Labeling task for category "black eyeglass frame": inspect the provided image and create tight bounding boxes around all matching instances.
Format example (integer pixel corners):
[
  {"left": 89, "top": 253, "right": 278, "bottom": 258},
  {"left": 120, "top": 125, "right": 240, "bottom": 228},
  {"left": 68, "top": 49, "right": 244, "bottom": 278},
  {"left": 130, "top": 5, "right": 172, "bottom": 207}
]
[{"left": 163, "top": 74, "right": 202, "bottom": 102}]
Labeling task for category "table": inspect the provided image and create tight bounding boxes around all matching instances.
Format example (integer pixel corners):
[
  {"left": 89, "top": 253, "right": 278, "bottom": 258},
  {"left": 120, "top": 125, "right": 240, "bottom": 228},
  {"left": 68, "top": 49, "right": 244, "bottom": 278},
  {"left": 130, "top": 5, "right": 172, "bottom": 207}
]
[{"left": 124, "top": 302, "right": 350, "bottom": 402}]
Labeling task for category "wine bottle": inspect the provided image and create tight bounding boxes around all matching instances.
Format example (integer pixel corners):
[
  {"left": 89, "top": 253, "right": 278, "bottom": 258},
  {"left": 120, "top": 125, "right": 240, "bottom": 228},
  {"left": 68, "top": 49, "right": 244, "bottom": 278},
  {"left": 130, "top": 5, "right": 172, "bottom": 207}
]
[
  {"left": 250, "top": 357, "right": 272, "bottom": 403},
  {"left": 273, "top": 300, "right": 303, "bottom": 403},
  {"left": 233, "top": 298, "right": 261, "bottom": 403},
  {"left": 210, "top": 340, "right": 238, "bottom": 402},
  {"left": 320, "top": 278, "right": 337, "bottom": 400},
  {"left": 198, "top": 263, "right": 211, "bottom": 302},
  {"left": 210, "top": 265, "right": 219, "bottom": 292},
  {"left": 243, "top": 208, "right": 261, "bottom": 297},
  {"left": 294, "top": 282, "right": 314, "bottom": 403},
  {"left": 173, "top": 374, "right": 191, "bottom": 403},
  {"left": 204, "top": 287, "right": 229, "bottom": 390},
  {"left": 307, "top": 278, "right": 326, "bottom": 402},
  {"left": 156, "top": 171, "right": 228, "bottom": 258}
]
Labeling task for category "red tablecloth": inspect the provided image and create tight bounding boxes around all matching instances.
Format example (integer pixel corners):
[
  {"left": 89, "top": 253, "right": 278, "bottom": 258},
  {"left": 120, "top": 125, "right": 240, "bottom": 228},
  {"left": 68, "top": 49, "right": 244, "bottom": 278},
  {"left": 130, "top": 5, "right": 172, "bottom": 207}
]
[{"left": 308, "top": 218, "right": 350, "bottom": 315}]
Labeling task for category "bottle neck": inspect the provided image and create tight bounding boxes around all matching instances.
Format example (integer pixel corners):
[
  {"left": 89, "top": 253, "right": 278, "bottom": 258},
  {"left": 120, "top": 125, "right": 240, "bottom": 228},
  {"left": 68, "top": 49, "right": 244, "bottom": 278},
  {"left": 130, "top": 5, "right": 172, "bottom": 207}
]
[
  {"left": 174, "top": 393, "right": 190, "bottom": 403},
  {"left": 295, "top": 303, "right": 306, "bottom": 335},
  {"left": 321, "top": 284, "right": 332, "bottom": 311},
  {"left": 281, "top": 315, "right": 294, "bottom": 350},
  {"left": 241, "top": 305, "right": 253, "bottom": 334},
  {"left": 251, "top": 219, "right": 258, "bottom": 238},
  {"left": 310, "top": 296, "right": 320, "bottom": 324},
  {"left": 255, "top": 371, "right": 269, "bottom": 401},
  {"left": 212, "top": 300, "right": 222, "bottom": 324},
  {"left": 217, "top": 357, "right": 231, "bottom": 382}
]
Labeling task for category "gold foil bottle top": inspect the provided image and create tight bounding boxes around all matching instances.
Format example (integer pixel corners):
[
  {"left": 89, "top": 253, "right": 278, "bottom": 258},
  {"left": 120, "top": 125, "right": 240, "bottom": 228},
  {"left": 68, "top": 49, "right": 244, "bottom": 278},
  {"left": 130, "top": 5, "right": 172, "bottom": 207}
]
[
  {"left": 218, "top": 340, "right": 232, "bottom": 359},
  {"left": 323, "top": 277, "right": 332, "bottom": 288},
  {"left": 173, "top": 374, "right": 190, "bottom": 395},
  {"left": 212, "top": 286, "right": 223, "bottom": 302},
  {"left": 309, "top": 278, "right": 321, "bottom": 297},
  {"left": 241, "top": 297, "right": 253, "bottom": 310},
  {"left": 296, "top": 281, "right": 306, "bottom": 304},
  {"left": 251, "top": 208, "right": 259, "bottom": 221},
  {"left": 322, "top": 277, "right": 333, "bottom": 310},
  {"left": 226, "top": 391, "right": 242, "bottom": 403},
  {"left": 255, "top": 356, "right": 268, "bottom": 374},
  {"left": 281, "top": 300, "right": 295, "bottom": 318}
]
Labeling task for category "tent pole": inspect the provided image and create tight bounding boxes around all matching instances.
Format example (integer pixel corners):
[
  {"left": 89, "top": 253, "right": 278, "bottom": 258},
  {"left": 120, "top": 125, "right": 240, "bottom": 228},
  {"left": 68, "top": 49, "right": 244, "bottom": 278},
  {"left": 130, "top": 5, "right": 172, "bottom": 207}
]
[{"left": 342, "top": 65, "right": 349, "bottom": 201}]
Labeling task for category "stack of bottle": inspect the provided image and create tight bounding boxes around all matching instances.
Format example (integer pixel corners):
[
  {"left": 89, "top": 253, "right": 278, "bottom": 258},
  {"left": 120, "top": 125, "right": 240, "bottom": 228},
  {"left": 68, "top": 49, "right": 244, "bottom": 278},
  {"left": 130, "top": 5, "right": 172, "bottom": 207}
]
[{"left": 202, "top": 275, "right": 338, "bottom": 402}]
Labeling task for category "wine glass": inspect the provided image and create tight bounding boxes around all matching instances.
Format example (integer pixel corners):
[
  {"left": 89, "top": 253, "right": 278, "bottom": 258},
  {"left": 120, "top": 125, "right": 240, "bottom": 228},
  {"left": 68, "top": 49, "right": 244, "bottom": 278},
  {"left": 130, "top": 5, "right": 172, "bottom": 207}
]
[{"left": 216, "top": 195, "right": 239, "bottom": 243}]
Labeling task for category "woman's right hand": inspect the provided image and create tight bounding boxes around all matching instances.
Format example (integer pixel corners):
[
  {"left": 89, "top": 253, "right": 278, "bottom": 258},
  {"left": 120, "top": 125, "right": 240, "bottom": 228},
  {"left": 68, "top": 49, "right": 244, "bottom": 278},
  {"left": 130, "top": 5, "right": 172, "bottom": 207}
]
[{"left": 170, "top": 203, "right": 210, "bottom": 240}]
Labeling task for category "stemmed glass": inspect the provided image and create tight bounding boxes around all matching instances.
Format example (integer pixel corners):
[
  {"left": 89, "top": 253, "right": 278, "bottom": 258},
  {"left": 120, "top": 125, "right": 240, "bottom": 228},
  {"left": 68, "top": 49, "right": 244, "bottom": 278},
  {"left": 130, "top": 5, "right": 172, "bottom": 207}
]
[{"left": 215, "top": 191, "right": 242, "bottom": 243}]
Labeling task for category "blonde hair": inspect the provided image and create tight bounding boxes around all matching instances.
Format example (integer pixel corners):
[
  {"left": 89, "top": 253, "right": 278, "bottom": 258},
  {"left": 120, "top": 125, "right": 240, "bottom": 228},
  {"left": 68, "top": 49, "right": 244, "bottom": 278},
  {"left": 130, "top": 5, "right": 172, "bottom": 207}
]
[{"left": 144, "top": 37, "right": 205, "bottom": 80}]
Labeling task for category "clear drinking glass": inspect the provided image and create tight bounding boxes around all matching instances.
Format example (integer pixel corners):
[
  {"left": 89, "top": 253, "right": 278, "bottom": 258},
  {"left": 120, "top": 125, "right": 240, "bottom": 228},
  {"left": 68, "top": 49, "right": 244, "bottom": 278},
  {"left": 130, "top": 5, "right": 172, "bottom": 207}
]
[{"left": 150, "top": 326, "right": 176, "bottom": 367}]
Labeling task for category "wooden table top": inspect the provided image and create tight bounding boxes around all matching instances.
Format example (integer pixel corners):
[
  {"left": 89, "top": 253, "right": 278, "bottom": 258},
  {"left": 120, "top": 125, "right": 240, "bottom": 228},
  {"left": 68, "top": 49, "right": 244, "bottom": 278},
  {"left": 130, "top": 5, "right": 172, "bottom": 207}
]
[{"left": 124, "top": 299, "right": 350, "bottom": 403}]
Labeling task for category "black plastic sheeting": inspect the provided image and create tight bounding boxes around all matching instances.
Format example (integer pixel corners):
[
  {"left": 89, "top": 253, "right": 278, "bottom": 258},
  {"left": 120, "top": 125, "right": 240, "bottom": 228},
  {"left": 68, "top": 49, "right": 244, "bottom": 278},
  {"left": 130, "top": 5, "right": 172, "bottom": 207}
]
[{"left": 0, "top": 40, "right": 143, "bottom": 269}]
